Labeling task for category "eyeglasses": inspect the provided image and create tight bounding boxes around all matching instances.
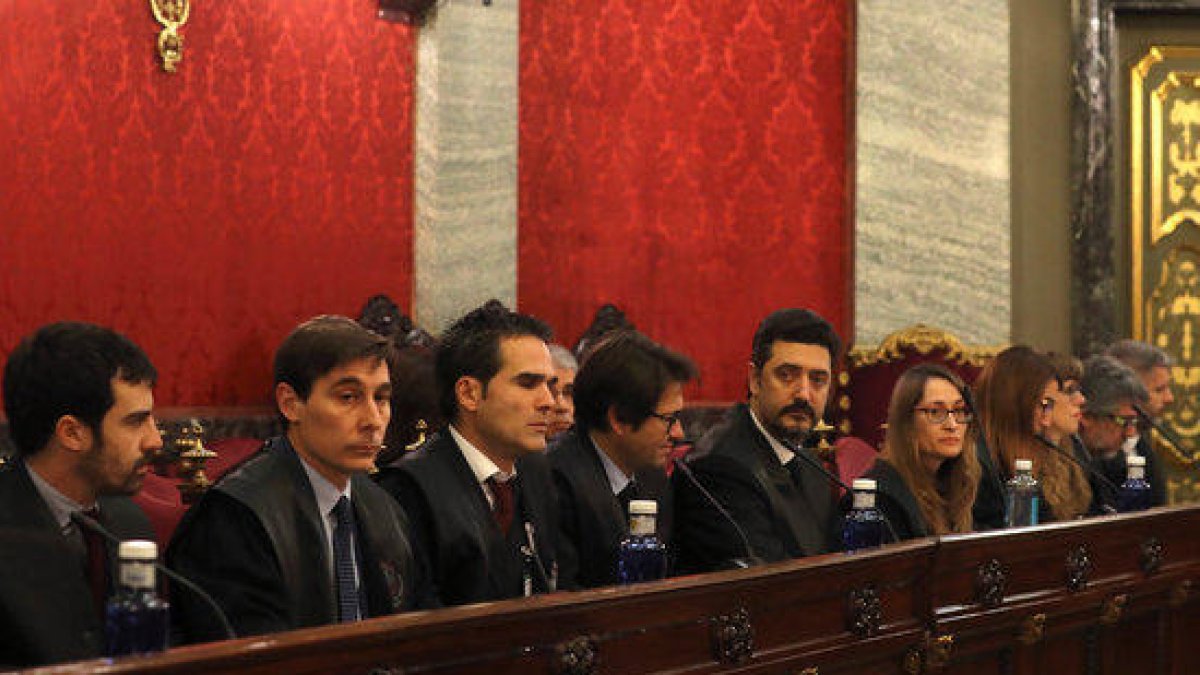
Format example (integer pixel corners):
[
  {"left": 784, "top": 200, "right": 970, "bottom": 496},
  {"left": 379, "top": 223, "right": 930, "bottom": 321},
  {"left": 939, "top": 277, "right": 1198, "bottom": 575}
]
[
  {"left": 647, "top": 411, "right": 682, "bottom": 431},
  {"left": 1101, "top": 413, "right": 1138, "bottom": 429},
  {"left": 1060, "top": 382, "right": 1082, "bottom": 396},
  {"left": 913, "top": 407, "right": 973, "bottom": 425}
]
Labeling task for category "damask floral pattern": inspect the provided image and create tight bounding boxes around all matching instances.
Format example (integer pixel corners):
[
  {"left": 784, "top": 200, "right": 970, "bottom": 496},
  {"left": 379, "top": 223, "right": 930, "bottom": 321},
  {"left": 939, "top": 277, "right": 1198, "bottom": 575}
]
[
  {"left": 518, "top": 0, "right": 850, "bottom": 401},
  {"left": 0, "top": 0, "right": 416, "bottom": 406}
]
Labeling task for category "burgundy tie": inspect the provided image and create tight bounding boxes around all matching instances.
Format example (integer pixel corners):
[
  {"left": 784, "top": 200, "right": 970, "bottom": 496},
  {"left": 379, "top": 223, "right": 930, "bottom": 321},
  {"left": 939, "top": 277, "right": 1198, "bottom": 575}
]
[
  {"left": 80, "top": 507, "right": 108, "bottom": 615},
  {"left": 487, "top": 477, "right": 515, "bottom": 534}
]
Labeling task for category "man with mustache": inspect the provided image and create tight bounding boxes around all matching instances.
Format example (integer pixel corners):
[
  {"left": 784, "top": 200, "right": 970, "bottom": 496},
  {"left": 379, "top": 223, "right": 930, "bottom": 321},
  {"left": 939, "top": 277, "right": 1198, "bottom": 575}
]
[
  {"left": 169, "top": 316, "right": 434, "bottom": 643},
  {"left": 548, "top": 330, "right": 697, "bottom": 589},
  {"left": 376, "top": 301, "right": 560, "bottom": 606},
  {"left": 0, "top": 322, "right": 161, "bottom": 667},
  {"left": 674, "top": 309, "right": 842, "bottom": 573}
]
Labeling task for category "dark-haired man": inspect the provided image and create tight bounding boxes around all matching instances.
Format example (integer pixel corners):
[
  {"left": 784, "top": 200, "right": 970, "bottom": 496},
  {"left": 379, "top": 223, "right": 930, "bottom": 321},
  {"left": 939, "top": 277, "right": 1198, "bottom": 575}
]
[
  {"left": 674, "top": 309, "right": 842, "bottom": 573},
  {"left": 376, "top": 301, "right": 560, "bottom": 606},
  {"left": 169, "top": 316, "right": 432, "bottom": 643},
  {"left": 548, "top": 331, "right": 697, "bottom": 589},
  {"left": 0, "top": 322, "right": 161, "bottom": 668}
]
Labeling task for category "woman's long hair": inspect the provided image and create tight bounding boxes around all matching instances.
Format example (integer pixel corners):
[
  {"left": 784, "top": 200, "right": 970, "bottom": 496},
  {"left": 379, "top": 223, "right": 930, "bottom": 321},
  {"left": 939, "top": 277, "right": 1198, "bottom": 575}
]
[
  {"left": 881, "top": 364, "right": 980, "bottom": 534},
  {"left": 974, "top": 346, "right": 1092, "bottom": 520}
]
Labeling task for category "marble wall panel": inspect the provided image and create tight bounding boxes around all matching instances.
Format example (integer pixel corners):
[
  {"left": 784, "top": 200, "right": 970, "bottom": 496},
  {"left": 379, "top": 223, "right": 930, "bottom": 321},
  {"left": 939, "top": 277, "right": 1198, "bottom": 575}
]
[
  {"left": 414, "top": 0, "right": 519, "bottom": 333},
  {"left": 855, "top": 0, "right": 1011, "bottom": 347}
]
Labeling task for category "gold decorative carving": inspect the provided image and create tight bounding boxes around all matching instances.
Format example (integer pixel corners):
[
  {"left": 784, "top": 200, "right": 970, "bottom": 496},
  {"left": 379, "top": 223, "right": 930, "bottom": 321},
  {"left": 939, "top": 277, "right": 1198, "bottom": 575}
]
[
  {"left": 149, "top": 0, "right": 190, "bottom": 73},
  {"left": 902, "top": 647, "right": 922, "bottom": 675},
  {"left": 1018, "top": 613, "right": 1046, "bottom": 645},
  {"left": 1145, "top": 247, "right": 1200, "bottom": 467},
  {"left": 1100, "top": 594, "right": 1128, "bottom": 625},
  {"left": 924, "top": 633, "right": 954, "bottom": 670},
  {"left": 795, "top": 668, "right": 819, "bottom": 675},
  {"left": 848, "top": 324, "right": 1002, "bottom": 369}
]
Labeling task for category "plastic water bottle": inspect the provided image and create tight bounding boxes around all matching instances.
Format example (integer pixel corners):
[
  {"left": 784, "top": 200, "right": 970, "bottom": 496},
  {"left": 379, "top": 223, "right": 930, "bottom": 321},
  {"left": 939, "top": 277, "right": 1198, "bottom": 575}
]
[
  {"left": 105, "top": 540, "right": 169, "bottom": 657},
  {"left": 617, "top": 499, "right": 667, "bottom": 583},
  {"left": 842, "top": 478, "right": 886, "bottom": 552},
  {"left": 1005, "top": 459, "right": 1041, "bottom": 527},
  {"left": 1117, "top": 455, "right": 1153, "bottom": 512}
]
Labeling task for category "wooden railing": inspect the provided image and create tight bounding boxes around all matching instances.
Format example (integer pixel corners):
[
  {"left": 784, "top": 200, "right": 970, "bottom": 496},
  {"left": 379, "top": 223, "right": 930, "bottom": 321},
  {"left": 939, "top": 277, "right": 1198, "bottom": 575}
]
[{"left": 30, "top": 505, "right": 1200, "bottom": 675}]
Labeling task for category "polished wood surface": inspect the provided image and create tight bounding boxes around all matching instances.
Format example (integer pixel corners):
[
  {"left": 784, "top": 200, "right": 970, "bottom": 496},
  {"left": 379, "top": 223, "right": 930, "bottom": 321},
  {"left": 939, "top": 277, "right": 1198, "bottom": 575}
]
[{"left": 29, "top": 505, "right": 1200, "bottom": 675}]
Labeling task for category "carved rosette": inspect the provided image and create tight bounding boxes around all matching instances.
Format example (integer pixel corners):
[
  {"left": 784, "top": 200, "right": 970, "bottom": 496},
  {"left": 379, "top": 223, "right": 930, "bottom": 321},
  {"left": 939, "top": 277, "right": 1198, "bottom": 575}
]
[
  {"left": 848, "top": 323, "right": 1002, "bottom": 368},
  {"left": 553, "top": 635, "right": 598, "bottom": 675},
  {"left": 847, "top": 585, "right": 883, "bottom": 638},
  {"left": 1066, "top": 545, "right": 1093, "bottom": 592},
  {"left": 974, "top": 558, "right": 1008, "bottom": 608},
  {"left": 710, "top": 608, "right": 754, "bottom": 665},
  {"left": 1141, "top": 537, "right": 1164, "bottom": 575}
]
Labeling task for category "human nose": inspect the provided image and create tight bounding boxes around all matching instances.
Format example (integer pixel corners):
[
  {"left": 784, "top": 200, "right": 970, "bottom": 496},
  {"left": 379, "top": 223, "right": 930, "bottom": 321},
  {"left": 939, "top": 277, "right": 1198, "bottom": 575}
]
[
  {"left": 363, "top": 399, "right": 387, "bottom": 430},
  {"left": 536, "top": 382, "right": 555, "bottom": 410},
  {"left": 145, "top": 418, "right": 164, "bottom": 454}
]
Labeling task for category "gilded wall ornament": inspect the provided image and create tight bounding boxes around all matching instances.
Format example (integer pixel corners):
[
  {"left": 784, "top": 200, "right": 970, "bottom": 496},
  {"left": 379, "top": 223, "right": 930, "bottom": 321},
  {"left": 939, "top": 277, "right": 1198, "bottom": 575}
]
[{"left": 150, "top": 0, "right": 190, "bottom": 73}]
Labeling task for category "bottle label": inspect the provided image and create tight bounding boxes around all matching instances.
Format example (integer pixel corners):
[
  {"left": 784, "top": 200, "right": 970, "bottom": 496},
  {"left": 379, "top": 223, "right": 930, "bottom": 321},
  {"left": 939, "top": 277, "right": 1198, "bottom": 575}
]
[
  {"left": 120, "top": 560, "right": 156, "bottom": 590},
  {"left": 852, "top": 491, "right": 875, "bottom": 509},
  {"left": 629, "top": 515, "right": 655, "bottom": 536}
]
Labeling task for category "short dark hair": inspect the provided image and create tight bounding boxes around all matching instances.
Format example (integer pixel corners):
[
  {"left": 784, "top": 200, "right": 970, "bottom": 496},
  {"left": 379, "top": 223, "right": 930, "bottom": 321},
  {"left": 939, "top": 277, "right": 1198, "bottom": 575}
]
[
  {"left": 750, "top": 308, "right": 841, "bottom": 369},
  {"left": 573, "top": 331, "right": 698, "bottom": 432},
  {"left": 3, "top": 322, "right": 157, "bottom": 458},
  {"left": 435, "top": 300, "right": 553, "bottom": 420},
  {"left": 274, "top": 315, "right": 392, "bottom": 401}
]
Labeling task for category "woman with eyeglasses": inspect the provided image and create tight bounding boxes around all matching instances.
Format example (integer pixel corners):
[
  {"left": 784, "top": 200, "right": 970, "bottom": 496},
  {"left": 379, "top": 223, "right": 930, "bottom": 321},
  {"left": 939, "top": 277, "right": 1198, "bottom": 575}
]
[
  {"left": 971, "top": 346, "right": 1093, "bottom": 529},
  {"left": 850, "top": 364, "right": 980, "bottom": 541}
]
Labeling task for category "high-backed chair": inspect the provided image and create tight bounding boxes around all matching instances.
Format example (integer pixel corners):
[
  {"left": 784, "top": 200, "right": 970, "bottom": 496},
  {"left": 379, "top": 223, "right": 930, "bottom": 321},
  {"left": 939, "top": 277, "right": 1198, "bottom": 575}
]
[{"left": 833, "top": 324, "right": 1002, "bottom": 451}]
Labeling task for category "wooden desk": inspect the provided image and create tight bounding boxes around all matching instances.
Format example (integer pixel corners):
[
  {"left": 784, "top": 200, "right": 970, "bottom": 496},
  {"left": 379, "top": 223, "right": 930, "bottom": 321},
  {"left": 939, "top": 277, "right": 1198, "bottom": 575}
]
[{"left": 30, "top": 506, "right": 1200, "bottom": 675}]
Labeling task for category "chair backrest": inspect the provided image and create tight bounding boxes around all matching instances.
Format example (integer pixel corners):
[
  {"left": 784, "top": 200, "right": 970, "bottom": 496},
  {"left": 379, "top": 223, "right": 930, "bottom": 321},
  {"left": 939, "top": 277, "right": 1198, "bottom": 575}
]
[{"left": 832, "top": 324, "right": 1002, "bottom": 450}]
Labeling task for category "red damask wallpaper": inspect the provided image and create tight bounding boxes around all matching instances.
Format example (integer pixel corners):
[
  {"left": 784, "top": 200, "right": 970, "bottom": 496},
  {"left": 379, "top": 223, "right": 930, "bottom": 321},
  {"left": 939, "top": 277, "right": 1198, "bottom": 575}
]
[
  {"left": 0, "top": 1, "right": 415, "bottom": 406},
  {"left": 519, "top": 1, "right": 851, "bottom": 402}
]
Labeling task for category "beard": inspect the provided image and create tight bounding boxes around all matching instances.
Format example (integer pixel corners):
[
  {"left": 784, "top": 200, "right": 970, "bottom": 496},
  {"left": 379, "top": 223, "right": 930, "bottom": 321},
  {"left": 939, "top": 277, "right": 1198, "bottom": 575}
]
[{"left": 764, "top": 400, "right": 818, "bottom": 447}]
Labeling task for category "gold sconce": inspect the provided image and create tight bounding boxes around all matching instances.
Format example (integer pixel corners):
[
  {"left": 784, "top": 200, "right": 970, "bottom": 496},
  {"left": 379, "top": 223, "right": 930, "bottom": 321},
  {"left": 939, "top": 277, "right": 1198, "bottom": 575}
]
[{"left": 150, "top": 0, "right": 190, "bottom": 73}]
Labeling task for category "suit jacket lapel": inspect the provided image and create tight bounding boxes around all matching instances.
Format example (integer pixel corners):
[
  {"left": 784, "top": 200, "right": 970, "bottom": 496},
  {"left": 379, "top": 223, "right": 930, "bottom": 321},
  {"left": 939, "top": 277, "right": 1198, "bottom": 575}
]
[
  {"left": 739, "top": 408, "right": 828, "bottom": 556},
  {"left": 579, "top": 433, "right": 627, "bottom": 529}
]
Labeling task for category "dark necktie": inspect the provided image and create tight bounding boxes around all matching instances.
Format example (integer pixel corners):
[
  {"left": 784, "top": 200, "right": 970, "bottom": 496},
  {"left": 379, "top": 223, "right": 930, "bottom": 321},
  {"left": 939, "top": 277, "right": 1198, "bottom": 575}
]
[
  {"left": 332, "top": 496, "right": 361, "bottom": 623},
  {"left": 487, "top": 476, "right": 515, "bottom": 534},
  {"left": 617, "top": 482, "right": 638, "bottom": 517},
  {"left": 79, "top": 507, "right": 108, "bottom": 616}
]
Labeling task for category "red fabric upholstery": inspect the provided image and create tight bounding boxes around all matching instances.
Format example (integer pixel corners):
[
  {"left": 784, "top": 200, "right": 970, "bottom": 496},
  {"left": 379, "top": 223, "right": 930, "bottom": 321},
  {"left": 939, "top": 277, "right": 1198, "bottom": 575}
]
[
  {"left": 835, "top": 436, "right": 878, "bottom": 487},
  {"left": 204, "top": 437, "right": 265, "bottom": 482},
  {"left": 133, "top": 472, "right": 187, "bottom": 550},
  {"left": 832, "top": 325, "right": 999, "bottom": 451}
]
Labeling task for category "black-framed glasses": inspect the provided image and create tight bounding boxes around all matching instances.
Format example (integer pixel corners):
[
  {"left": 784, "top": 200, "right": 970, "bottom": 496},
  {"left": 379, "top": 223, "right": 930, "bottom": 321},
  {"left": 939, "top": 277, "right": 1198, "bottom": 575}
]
[
  {"left": 913, "top": 407, "right": 973, "bottom": 425},
  {"left": 1102, "top": 413, "right": 1138, "bottom": 429},
  {"left": 647, "top": 411, "right": 682, "bottom": 431}
]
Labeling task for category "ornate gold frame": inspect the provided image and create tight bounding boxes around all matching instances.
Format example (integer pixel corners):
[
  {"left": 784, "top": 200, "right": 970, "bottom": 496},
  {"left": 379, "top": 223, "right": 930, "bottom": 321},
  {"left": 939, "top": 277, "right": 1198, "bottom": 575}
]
[{"left": 847, "top": 324, "right": 1004, "bottom": 369}]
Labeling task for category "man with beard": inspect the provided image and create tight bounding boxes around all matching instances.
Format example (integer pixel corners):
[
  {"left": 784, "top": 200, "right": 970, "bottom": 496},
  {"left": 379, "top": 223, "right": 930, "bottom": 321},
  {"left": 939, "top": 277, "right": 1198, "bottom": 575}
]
[
  {"left": 1104, "top": 340, "right": 1173, "bottom": 505},
  {"left": 548, "top": 331, "right": 696, "bottom": 589},
  {"left": 0, "top": 322, "right": 161, "bottom": 668},
  {"left": 673, "top": 309, "right": 842, "bottom": 573}
]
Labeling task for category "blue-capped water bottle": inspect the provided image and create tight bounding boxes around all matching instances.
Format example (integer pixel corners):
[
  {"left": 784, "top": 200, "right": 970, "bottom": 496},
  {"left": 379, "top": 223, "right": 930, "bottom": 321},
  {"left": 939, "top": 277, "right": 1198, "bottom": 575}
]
[
  {"left": 105, "top": 540, "right": 169, "bottom": 657},
  {"left": 1117, "top": 455, "right": 1153, "bottom": 512},
  {"left": 842, "top": 478, "right": 885, "bottom": 552},
  {"left": 617, "top": 499, "right": 667, "bottom": 584},
  {"left": 1005, "top": 459, "right": 1041, "bottom": 527}
]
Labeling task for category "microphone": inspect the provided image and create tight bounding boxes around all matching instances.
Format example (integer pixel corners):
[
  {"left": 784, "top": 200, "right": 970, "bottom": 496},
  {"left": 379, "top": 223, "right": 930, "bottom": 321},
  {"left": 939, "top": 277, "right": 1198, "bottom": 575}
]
[
  {"left": 522, "top": 521, "right": 557, "bottom": 593},
  {"left": 672, "top": 458, "right": 762, "bottom": 568},
  {"left": 787, "top": 440, "right": 901, "bottom": 545},
  {"left": 70, "top": 511, "right": 236, "bottom": 640},
  {"left": 1032, "top": 434, "right": 1119, "bottom": 515},
  {"left": 1132, "top": 403, "right": 1190, "bottom": 459}
]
